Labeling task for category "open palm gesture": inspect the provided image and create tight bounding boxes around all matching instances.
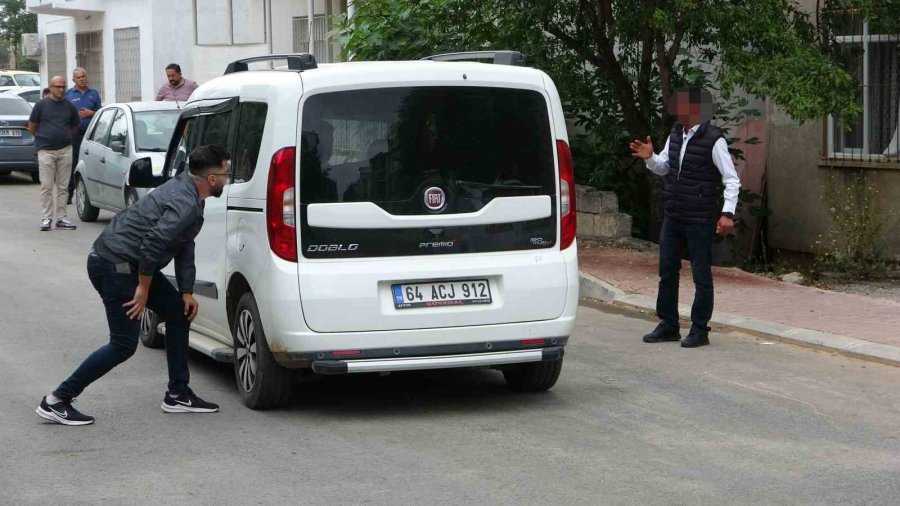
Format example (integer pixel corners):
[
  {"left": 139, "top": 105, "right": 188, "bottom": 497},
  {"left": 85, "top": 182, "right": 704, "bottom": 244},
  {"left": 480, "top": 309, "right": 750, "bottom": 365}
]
[{"left": 629, "top": 136, "right": 654, "bottom": 159}]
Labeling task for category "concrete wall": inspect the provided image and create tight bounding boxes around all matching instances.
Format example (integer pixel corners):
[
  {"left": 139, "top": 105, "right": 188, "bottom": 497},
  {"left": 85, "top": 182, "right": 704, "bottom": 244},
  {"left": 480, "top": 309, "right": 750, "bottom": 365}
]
[{"left": 35, "top": 0, "right": 346, "bottom": 103}]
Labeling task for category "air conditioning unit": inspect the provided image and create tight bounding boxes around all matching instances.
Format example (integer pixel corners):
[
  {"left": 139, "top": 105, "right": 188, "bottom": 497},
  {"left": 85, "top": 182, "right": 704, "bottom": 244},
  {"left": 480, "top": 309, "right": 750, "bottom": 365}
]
[{"left": 22, "top": 34, "right": 41, "bottom": 58}]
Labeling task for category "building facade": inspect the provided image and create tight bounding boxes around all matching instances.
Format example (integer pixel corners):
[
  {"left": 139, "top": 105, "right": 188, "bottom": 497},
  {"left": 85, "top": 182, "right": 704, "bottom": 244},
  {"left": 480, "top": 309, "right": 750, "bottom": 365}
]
[{"left": 27, "top": 0, "right": 349, "bottom": 103}]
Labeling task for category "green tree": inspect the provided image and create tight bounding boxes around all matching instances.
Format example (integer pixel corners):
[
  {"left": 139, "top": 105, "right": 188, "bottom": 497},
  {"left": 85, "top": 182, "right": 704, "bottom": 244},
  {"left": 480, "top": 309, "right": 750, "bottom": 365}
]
[
  {"left": 336, "top": 0, "right": 898, "bottom": 236},
  {"left": 0, "top": 0, "right": 36, "bottom": 70}
]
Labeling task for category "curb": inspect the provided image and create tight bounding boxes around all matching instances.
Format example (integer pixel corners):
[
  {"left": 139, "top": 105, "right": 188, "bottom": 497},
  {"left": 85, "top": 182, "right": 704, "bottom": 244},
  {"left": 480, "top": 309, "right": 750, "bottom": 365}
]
[{"left": 578, "top": 272, "right": 900, "bottom": 368}]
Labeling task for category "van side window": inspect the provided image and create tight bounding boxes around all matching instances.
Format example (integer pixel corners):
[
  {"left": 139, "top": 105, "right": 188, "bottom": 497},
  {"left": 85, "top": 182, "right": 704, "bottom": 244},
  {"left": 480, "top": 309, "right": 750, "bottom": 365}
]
[
  {"left": 231, "top": 102, "right": 267, "bottom": 183},
  {"left": 165, "top": 110, "right": 234, "bottom": 177}
]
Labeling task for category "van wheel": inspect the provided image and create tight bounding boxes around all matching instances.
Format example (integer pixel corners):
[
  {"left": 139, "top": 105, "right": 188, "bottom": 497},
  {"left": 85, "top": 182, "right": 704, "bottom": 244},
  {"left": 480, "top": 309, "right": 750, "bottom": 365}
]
[
  {"left": 503, "top": 357, "right": 564, "bottom": 392},
  {"left": 30, "top": 171, "right": 39, "bottom": 183},
  {"left": 76, "top": 177, "right": 99, "bottom": 222},
  {"left": 233, "top": 293, "right": 294, "bottom": 409},
  {"left": 140, "top": 309, "right": 164, "bottom": 349}
]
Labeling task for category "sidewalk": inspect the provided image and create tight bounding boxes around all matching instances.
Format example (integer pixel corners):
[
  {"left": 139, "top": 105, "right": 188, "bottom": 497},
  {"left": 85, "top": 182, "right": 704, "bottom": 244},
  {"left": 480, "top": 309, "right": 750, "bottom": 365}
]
[{"left": 577, "top": 242, "right": 900, "bottom": 367}]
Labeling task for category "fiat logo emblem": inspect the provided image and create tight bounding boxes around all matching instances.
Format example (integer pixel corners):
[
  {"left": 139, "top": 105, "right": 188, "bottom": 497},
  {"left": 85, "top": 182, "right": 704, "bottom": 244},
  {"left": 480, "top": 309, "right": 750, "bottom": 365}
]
[{"left": 424, "top": 187, "right": 446, "bottom": 212}]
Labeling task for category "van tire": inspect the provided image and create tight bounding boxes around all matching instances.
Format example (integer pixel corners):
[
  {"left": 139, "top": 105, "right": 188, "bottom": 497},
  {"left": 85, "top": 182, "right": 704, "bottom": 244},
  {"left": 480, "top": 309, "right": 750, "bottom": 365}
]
[
  {"left": 139, "top": 309, "right": 164, "bottom": 349},
  {"left": 233, "top": 292, "right": 294, "bottom": 409},
  {"left": 503, "top": 357, "right": 564, "bottom": 392},
  {"left": 30, "top": 171, "right": 39, "bottom": 183}
]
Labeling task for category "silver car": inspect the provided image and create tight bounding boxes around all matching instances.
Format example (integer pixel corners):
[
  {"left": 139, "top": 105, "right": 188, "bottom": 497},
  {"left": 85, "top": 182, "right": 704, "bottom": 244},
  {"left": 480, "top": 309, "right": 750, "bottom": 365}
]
[
  {"left": 0, "top": 93, "right": 38, "bottom": 182},
  {"left": 75, "top": 101, "right": 181, "bottom": 221}
]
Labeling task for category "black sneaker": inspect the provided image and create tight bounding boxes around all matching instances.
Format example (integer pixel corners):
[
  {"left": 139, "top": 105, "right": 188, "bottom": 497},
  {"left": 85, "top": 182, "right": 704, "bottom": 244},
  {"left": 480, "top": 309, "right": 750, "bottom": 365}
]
[
  {"left": 161, "top": 390, "right": 219, "bottom": 413},
  {"left": 682, "top": 327, "right": 711, "bottom": 348},
  {"left": 40, "top": 218, "right": 52, "bottom": 231},
  {"left": 55, "top": 219, "right": 76, "bottom": 230},
  {"left": 35, "top": 396, "right": 95, "bottom": 426},
  {"left": 643, "top": 322, "right": 681, "bottom": 343}
]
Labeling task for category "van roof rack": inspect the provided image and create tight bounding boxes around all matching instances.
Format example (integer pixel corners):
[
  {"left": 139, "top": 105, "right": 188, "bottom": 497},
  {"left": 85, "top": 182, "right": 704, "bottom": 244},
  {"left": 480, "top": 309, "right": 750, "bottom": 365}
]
[
  {"left": 224, "top": 54, "right": 318, "bottom": 75},
  {"left": 421, "top": 51, "right": 527, "bottom": 67}
]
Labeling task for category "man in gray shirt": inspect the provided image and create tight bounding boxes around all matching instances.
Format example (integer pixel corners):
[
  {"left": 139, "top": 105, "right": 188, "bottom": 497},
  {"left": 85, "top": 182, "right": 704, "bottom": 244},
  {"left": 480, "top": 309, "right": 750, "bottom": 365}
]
[{"left": 28, "top": 75, "right": 80, "bottom": 231}]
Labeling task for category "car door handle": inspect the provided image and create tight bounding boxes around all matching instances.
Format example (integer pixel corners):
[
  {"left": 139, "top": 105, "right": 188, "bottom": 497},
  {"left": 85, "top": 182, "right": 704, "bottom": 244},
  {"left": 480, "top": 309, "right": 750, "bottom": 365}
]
[
  {"left": 84, "top": 149, "right": 89, "bottom": 156},
  {"left": 100, "top": 157, "right": 106, "bottom": 164}
]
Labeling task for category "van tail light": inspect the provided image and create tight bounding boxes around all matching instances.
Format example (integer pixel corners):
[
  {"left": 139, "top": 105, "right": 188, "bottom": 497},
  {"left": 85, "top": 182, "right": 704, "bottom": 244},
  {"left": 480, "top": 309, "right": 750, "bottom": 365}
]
[
  {"left": 267, "top": 147, "right": 297, "bottom": 262},
  {"left": 557, "top": 140, "right": 576, "bottom": 249}
]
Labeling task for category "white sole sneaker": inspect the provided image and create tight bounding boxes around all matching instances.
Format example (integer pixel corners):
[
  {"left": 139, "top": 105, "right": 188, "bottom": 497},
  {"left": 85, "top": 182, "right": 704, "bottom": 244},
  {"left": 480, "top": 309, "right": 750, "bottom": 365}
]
[
  {"left": 35, "top": 406, "right": 94, "bottom": 426},
  {"left": 160, "top": 402, "right": 218, "bottom": 413}
]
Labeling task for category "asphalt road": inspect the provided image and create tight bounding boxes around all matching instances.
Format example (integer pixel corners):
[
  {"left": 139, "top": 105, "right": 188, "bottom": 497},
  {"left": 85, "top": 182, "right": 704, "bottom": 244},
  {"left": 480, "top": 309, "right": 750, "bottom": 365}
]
[{"left": 1, "top": 174, "right": 899, "bottom": 505}]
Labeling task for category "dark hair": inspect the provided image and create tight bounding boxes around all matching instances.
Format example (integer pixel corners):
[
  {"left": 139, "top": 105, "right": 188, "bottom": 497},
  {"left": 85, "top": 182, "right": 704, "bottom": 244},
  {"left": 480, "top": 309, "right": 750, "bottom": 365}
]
[
  {"left": 188, "top": 145, "right": 230, "bottom": 176},
  {"left": 165, "top": 63, "right": 182, "bottom": 74},
  {"left": 42, "top": 87, "right": 50, "bottom": 95}
]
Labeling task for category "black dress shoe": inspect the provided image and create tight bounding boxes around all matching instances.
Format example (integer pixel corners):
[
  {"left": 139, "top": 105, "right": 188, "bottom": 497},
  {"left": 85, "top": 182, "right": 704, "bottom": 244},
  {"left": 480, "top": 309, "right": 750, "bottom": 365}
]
[
  {"left": 643, "top": 322, "right": 681, "bottom": 343},
  {"left": 681, "top": 327, "right": 711, "bottom": 348}
]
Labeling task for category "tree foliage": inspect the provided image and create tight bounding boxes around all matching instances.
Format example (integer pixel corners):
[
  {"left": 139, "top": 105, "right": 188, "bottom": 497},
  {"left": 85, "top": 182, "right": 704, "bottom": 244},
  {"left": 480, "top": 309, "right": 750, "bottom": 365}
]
[
  {"left": 0, "top": 0, "right": 37, "bottom": 69},
  {"left": 335, "top": 0, "right": 898, "bottom": 236}
]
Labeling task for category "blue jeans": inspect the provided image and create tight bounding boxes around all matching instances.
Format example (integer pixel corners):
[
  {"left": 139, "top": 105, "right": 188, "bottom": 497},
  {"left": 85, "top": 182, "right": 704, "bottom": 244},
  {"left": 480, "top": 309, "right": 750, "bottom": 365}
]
[
  {"left": 656, "top": 216, "right": 716, "bottom": 333},
  {"left": 53, "top": 253, "right": 191, "bottom": 400}
]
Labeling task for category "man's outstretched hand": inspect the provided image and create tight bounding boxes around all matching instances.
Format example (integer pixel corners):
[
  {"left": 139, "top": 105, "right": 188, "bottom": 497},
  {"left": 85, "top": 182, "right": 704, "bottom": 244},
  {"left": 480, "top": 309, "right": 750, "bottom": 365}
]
[{"left": 629, "top": 136, "right": 654, "bottom": 159}]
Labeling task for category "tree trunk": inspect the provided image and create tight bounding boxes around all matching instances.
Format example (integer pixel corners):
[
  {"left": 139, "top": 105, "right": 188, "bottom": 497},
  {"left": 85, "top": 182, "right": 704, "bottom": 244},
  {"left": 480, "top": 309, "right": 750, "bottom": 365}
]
[{"left": 9, "top": 44, "right": 18, "bottom": 69}]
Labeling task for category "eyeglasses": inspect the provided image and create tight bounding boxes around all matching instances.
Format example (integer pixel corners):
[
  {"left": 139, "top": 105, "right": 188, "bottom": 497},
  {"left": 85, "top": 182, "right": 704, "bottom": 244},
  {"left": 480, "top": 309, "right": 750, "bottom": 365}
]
[{"left": 50, "top": 85, "right": 65, "bottom": 89}]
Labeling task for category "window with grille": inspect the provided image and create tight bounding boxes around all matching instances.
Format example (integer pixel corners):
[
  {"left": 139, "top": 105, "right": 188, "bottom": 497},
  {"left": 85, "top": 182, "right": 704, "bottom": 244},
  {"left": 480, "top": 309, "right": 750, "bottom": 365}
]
[
  {"left": 46, "top": 33, "right": 67, "bottom": 85},
  {"left": 292, "top": 16, "right": 333, "bottom": 63},
  {"left": 76, "top": 31, "right": 104, "bottom": 101},
  {"left": 828, "top": 15, "right": 900, "bottom": 161},
  {"left": 114, "top": 28, "right": 141, "bottom": 102}
]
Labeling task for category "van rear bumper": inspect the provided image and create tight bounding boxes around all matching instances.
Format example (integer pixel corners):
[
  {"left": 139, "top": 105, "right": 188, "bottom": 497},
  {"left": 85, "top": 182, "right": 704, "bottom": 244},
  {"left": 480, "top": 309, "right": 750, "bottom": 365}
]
[
  {"left": 311, "top": 346, "right": 564, "bottom": 375},
  {"left": 273, "top": 336, "right": 568, "bottom": 368}
]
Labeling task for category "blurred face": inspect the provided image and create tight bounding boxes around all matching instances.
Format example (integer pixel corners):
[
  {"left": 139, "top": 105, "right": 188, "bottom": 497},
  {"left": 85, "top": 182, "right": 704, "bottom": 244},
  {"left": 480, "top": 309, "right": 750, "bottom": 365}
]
[
  {"left": 49, "top": 78, "right": 66, "bottom": 100},
  {"left": 672, "top": 91, "right": 702, "bottom": 126},
  {"left": 72, "top": 70, "right": 87, "bottom": 89},
  {"left": 166, "top": 69, "right": 183, "bottom": 86}
]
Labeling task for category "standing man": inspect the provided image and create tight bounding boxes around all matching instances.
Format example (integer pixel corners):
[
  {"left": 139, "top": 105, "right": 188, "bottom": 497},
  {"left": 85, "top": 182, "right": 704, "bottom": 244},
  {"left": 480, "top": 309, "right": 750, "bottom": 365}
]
[
  {"left": 65, "top": 68, "right": 102, "bottom": 204},
  {"left": 29, "top": 76, "right": 80, "bottom": 231},
  {"left": 35, "top": 145, "right": 230, "bottom": 426},
  {"left": 629, "top": 88, "right": 741, "bottom": 348},
  {"left": 156, "top": 63, "right": 198, "bottom": 102}
]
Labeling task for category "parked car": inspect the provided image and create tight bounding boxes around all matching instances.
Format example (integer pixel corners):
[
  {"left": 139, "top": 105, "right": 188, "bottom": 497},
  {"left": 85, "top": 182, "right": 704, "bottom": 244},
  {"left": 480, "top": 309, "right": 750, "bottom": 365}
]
[
  {"left": 130, "top": 51, "right": 578, "bottom": 409},
  {"left": 74, "top": 101, "right": 181, "bottom": 221},
  {"left": 2, "top": 86, "right": 43, "bottom": 105},
  {"left": 0, "top": 93, "right": 38, "bottom": 182},
  {"left": 0, "top": 70, "right": 41, "bottom": 91}
]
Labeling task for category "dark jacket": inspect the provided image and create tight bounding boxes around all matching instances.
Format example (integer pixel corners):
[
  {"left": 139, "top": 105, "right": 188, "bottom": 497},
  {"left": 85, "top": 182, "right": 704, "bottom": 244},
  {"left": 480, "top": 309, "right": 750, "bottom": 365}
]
[
  {"left": 92, "top": 171, "right": 204, "bottom": 294},
  {"left": 662, "top": 121, "right": 723, "bottom": 224}
]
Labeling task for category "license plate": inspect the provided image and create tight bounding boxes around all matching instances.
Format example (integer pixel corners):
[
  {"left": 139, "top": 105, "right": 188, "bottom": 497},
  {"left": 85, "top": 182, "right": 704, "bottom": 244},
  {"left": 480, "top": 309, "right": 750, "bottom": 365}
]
[
  {"left": 392, "top": 279, "right": 492, "bottom": 309},
  {"left": 0, "top": 129, "right": 21, "bottom": 137}
]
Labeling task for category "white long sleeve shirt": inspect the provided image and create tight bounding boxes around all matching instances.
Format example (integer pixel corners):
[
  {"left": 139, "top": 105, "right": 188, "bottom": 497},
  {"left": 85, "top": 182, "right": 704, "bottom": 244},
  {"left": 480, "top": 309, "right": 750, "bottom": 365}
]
[{"left": 645, "top": 124, "right": 741, "bottom": 215}]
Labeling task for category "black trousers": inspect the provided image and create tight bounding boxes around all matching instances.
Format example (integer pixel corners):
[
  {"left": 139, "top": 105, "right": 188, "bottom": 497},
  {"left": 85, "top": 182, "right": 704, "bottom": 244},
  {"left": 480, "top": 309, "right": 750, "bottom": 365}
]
[
  {"left": 656, "top": 216, "right": 716, "bottom": 333},
  {"left": 53, "top": 253, "right": 192, "bottom": 401},
  {"left": 67, "top": 134, "right": 84, "bottom": 200}
]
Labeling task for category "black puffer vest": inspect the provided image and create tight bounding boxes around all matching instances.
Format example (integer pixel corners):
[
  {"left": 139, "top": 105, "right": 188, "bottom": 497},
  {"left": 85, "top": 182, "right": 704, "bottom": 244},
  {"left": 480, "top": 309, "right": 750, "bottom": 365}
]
[{"left": 662, "top": 121, "right": 724, "bottom": 224}]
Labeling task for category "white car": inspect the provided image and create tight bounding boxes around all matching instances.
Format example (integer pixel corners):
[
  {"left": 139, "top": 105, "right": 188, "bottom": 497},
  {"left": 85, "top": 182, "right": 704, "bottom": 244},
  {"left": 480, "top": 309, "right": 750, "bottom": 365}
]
[
  {"left": 74, "top": 102, "right": 181, "bottom": 220},
  {"left": 131, "top": 51, "right": 578, "bottom": 409},
  {"left": 0, "top": 71, "right": 40, "bottom": 91},
  {"left": 1, "top": 86, "right": 42, "bottom": 105}
]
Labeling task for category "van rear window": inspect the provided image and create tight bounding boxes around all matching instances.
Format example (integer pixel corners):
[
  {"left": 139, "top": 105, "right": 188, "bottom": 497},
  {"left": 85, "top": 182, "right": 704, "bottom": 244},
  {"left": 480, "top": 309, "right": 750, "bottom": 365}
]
[{"left": 299, "top": 87, "right": 555, "bottom": 215}]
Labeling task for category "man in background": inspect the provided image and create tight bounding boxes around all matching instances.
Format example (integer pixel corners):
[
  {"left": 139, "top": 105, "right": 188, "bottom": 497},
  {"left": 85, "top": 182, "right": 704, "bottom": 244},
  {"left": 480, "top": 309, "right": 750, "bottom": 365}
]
[
  {"left": 65, "top": 68, "right": 101, "bottom": 204},
  {"left": 29, "top": 76, "right": 80, "bottom": 231},
  {"left": 156, "top": 63, "right": 198, "bottom": 102}
]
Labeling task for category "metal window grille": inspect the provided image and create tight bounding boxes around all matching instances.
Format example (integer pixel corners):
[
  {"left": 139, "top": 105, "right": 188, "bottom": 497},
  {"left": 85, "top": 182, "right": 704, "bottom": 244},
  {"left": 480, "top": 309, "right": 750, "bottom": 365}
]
[
  {"left": 292, "top": 16, "right": 331, "bottom": 63},
  {"left": 46, "top": 33, "right": 67, "bottom": 85},
  {"left": 828, "top": 15, "right": 900, "bottom": 162},
  {"left": 114, "top": 28, "right": 141, "bottom": 102},
  {"left": 76, "top": 31, "right": 104, "bottom": 100}
]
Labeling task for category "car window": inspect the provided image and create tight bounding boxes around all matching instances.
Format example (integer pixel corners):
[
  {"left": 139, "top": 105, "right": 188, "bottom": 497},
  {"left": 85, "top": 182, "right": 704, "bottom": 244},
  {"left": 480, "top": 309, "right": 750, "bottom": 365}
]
[
  {"left": 13, "top": 74, "right": 40, "bottom": 87},
  {"left": 133, "top": 110, "right": 180, "bottom": 152},
  {"left": 107, "top": 110, "right": 128, "bottom": 148},
  {"left": 165, "top": 110, "right": 233, "bottom": 177},
  {"left": 0, "top": 76, "right": 14, "bottom": 86},
  {"left": 0, "top": 98, "right": 34, "bottom": 115},
  {"left": 232, "top": 102, "right": 267, "bottom": 183},
  {"left": 21, "top": 90, "right": 39, "bottom": 104},
  {"left": 89, "top": 109, "right": 116, "bottom": 144}
]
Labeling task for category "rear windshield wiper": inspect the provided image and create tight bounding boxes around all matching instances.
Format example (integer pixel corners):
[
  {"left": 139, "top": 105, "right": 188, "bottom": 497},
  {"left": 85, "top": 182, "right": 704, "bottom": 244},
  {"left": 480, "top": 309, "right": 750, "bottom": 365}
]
[{"left": 456, "top": 179, "right": 543, "bottom": 190}]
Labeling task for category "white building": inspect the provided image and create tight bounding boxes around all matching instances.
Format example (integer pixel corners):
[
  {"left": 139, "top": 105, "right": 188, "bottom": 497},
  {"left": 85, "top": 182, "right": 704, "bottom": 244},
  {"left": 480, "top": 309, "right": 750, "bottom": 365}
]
[{"left": 27, "top": 0, "right": 350, "bottom": 103}]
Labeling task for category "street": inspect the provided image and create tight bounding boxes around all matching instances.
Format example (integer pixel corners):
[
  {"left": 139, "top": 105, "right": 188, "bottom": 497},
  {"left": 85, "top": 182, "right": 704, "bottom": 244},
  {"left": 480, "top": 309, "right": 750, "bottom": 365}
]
[{"left": 1, "top": 175, "right": 899, "bottom": 505}]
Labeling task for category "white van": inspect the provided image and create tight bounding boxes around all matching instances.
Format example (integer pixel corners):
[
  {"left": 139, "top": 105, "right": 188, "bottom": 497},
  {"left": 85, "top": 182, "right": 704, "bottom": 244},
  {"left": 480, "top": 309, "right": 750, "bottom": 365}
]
[{"left": 132, "top": 52, "right": 579, "bottom": 409}]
